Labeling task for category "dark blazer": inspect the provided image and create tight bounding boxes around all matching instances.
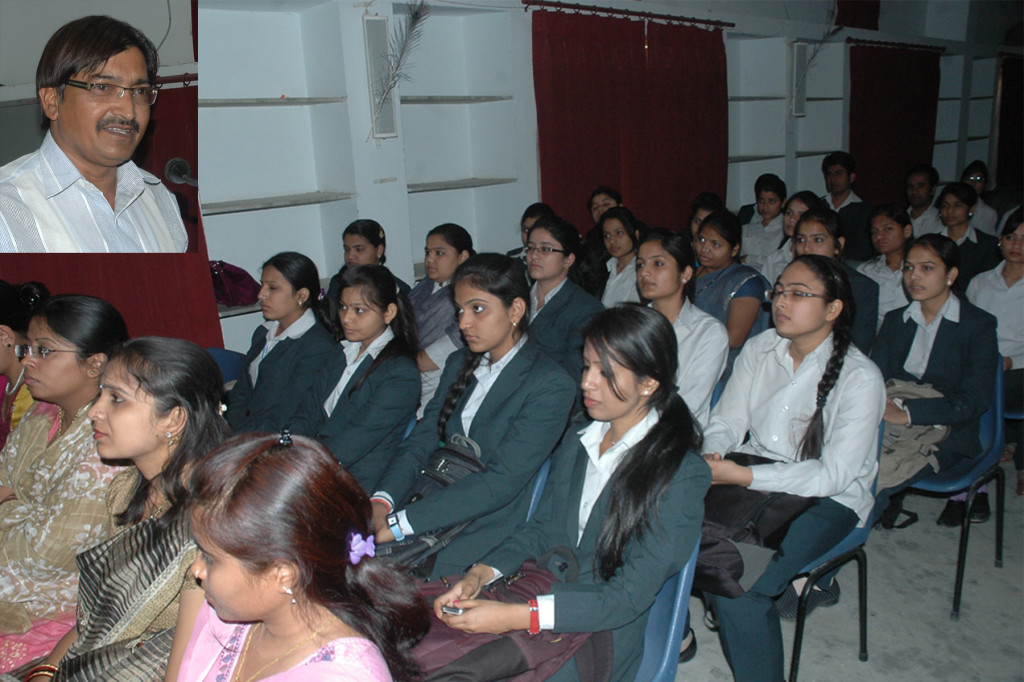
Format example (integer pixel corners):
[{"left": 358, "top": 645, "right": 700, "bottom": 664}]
[
  {"left": 484, "top": 430, "right": 711, "bottom": 682},
  {"left": 838, "top": 201, "right": 875, "bottom": 263},
  {"left": 377, "top": 340, "right": 576, "bottom": 577},
  {"left": 870, "top": 298, "right": 998, "bottom": 470},
  {"left": 844, "top": 262, "right": 879, "bottom": 354},
  {"left": 289, "top": 350, "right": 420, "bottom": 492},
  {"left": 224, "top": 320, "right": 336, "bottom": 434},
  {"left": 956, "top": 231, "right": 1000, "bottom": 289},
  {"left": 530, "top": 281, "right": 604, "bottom": 380}
]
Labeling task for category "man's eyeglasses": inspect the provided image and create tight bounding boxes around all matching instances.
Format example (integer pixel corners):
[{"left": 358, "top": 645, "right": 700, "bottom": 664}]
[
  {"left": 65, "top": 79, "right": 159, "bottom": 106},
  {"left": 524, "top": 245, "right": 568, "bottom": 256},
  {"left": 14, "top": 345, "right": 79, "bottom": 360}
]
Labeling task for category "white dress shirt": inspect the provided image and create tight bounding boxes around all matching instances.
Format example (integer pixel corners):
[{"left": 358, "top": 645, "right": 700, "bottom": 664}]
[
  {"left": 759, "top": 241, "right": 793, "bottom": 286},
  {"left": 602, "top": 257, "right": 640, "bottom": 307},
  {"left": 741, "top": 213, "right": 785, "bottom": 274},
  {"left": 703, "top": 329, "right": 885, "bottom": 525},
  {"left": 968, "top": 262, "right": 1024, "bottom": 369},
  {"left": 857, "top": 256, "right": 908, "bottom": 331},
  {"left": 249, "top": 308, "right": 317, "bottom": 384},
  {"left": 902, "top": 294, "right": 960, "bottom": 380},
  {"left": 823, "top": 189, "right": 862, "bottom": 212},
  {"left": 530, "top": 277, "right": 568, "bottom": 320},
  {"left": 971, "top": 197, "right": 998, "bottom": 236},
  {"left": 662, "top": 300, "right": 729, "bottom": 426},
  {"left": 323, "top": 327, "right": 395, "bottom": 415},
  {"left": 0, "top": 131, "right": 188, "bottom": 253},
  {"left": 909, "top": 205, "right": 942, "bottom": 236}
]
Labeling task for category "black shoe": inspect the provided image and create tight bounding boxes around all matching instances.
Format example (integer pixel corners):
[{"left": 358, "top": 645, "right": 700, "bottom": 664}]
[
  {"left": 678, "top": 628, "right": 697, "bottom": 663},
  {"left": 937, "top": 499, "right": 966, "bottom": 527},
  {"left": 776, "top": 581, "right": 840, "bottom": 621},
  {"left": 969, "top": 493, "right": 991, "bottom": 523}
]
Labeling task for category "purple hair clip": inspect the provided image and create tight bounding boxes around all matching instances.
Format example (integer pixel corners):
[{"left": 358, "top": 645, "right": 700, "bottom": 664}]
[
  {"left": 318, "top": 287, "right": 326, "bottom": 301},
  {"left": 349, "top": 532, "right": 375, "bottom": 565}
]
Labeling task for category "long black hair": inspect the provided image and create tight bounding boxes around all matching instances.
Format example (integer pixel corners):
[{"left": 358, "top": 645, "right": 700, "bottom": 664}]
[
  {"left": 110, "top": 337, "right": 230, "bottom": 528},
  {"left": 337, "top": 265, "right": 418, "bottom": 395},
  {"left": 783, "top": 255, "right": 856, "bottom": 462},
  {"left": 262, "top": 251, "right": 332, "bottom": 329},
  {"left": 436, "top": 254, "right": 530, "bottom": 441},
  {"left": 583, "top": 305, "right": 701, "bottom": 580}
]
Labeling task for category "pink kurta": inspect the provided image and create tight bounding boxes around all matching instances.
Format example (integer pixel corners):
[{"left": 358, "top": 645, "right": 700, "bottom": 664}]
[{"left": 177, "top": 602, "right": 392, "bottom": 681}]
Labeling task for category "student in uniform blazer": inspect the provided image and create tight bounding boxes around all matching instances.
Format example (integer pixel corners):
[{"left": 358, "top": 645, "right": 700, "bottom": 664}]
[
  {"left": 289, "top": 266, "right": 421, "bottom": 492},
  {"left": 430, "top": 306, "right": 708, "bottom": 682},
  {"left": 929, "top": 182, "right": 1000, "bottom": 288},
  {"left": 225, "top": 252, "right": 337, "bottom": 434},
  {"left": 372, "top": 255, "right": 576, "bottom": 579},
  {"left": 525, "top": 216, "right": 603, "bottom": 380}
]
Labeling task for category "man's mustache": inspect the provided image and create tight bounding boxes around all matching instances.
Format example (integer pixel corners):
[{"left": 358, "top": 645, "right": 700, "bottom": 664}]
[{"left": 96, "top": 116, "right": 140, "bottom": 133}]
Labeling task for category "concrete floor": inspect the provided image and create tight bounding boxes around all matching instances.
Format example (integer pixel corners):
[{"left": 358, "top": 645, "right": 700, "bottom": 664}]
[{"left": 676, "top": 462, "right": 1024, "bottom": 681}]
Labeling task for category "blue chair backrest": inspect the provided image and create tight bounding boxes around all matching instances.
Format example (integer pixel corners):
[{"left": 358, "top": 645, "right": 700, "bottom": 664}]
[
  {"left": 977, "top": 359, "right": 1003, "bottom": 457},
  {"left": 635, "top": 541, "right": 701, "bottom": 682},
  {"left": 206, "top": 347, "right": 246, "bottom": 384},
  {"left": 526, "top": 459, "right": 551, "bottom": 522}
]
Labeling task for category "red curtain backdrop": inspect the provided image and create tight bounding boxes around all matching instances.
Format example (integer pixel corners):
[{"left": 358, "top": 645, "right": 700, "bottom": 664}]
[
  {"left": 532, "top": 12, "right": 728, "bottom": 233},
  {"left": 836, "top": 0, "right": 880, "bottom": 31},
  {"left": 0, "top": 254, "right": 223, "bottom": 349},
  {"left": 849, "top": 44, "right": 940, "bottom": 205}
]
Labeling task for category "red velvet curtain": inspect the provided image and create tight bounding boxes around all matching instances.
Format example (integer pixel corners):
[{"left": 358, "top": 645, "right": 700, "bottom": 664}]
[
  {"left": 0, "top": 254, "right": 222, "bottom": 348},
  {"left": 849, "top": 45, "right": 940, "bottom": 205},
  {"left": 532, "top": 12, "right": 728, "bottom": 233}
]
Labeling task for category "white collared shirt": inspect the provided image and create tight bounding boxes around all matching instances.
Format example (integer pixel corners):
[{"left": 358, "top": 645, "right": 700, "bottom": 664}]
[
  {"left": 323, "top": 327, "right": 395, "bottom": 416},
  {"left": 968, "top": 262, "right": 1024, "bottom": 369},
  {"left": 660, "top": 300, "right": 728, "bottom": 426},
  {"left": 703, "top": 330, "right": 886, "bottom": 525},
  {"left": 602, "top": 257, "right": 640, "bottom": 307},
  {"left": 902, "top": 294, "right": 960, "bottom": 379},
  {"left": 823, "top": 189, "right": 862, "bottom": 212},
  {"left": 909, "top": 205, "right": 942, "bottom": 236},
  {"left": 971, "top": 198, "right": 998, "bottom": 236},
  {"left": 460, "top": 335, "right": 527, "bottom": 434},
  {"left": 531, "top": 277, "right": 568, "bottom": 320},
  {"left": 249, "top": 308, "right": 317, "bottom": 384},
  {"left": 741, "top": 213, "right": 785, "bottom": 274},
  {"left": 857, "top": 256, "right": 908, "bottom": 331},
  {"left": 0, "top": 131, "right": 188, "bottom": 253},
  {"left": 759, "top": 242, "right": 793, "bottom": 287}
]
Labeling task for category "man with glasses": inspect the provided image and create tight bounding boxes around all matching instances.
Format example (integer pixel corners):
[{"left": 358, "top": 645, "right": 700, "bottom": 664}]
[{"left": 0, "top": 15, "right": 187, "bottom": 252}]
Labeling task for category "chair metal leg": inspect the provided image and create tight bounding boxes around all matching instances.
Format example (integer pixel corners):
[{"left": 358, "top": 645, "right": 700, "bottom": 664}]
[
  {"left": 788, "top": 576, "right": 813, "bottom": 682},
  {"left": 951, "top": 483, "right": 979, "bottom": 620},
  {"left": 994, "top": 466, "right": 1005, "bottom": 568},
  {"left": 856, "top": 549, "right": 868, "bottom": 661}
]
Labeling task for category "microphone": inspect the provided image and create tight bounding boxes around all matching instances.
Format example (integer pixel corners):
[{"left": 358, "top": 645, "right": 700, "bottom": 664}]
[{"left": 164, "top": 157, "right": 198, "bottom": 187}]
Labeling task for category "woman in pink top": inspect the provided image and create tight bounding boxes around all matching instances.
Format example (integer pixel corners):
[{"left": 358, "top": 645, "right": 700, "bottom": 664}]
[{"left": 175, "top": 433, "right": 430, "bottom": 681}]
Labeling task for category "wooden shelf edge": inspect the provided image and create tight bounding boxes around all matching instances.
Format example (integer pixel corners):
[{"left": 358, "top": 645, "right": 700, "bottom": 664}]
[
  {"left": 202, "top": 191, "right": 354, "bottom": 215},
  {"left": 727, "top": 155, "right": 785, "bottom": 163},
  {"left": 199, "top": 96, "right": 346, "bottom": 108},
  {"left": 407, "top": 177, "right": 516, "bottom": 194},
  {"left": 400, "top": 95, "right": 512, "bottom": 104}
]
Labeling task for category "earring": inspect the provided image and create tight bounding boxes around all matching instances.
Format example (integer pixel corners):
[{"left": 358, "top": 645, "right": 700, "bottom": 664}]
[
  {"left": 166, "top": 431, "right": 177, "bottom": 447},
  {"left": 642, "top": 390, "right": 649, "bottom": 396},
  {"left": 284, "top": 586, "right": 296, "bottom": 604},
  {"left": 946, "top": 280, "right": 952, "bottom": 286},
  {"left": 193, "top": 570, "right": 200, "bottom": 580},
  {"left": 512, "top": 321, "right": 518, "bottom": 328}
]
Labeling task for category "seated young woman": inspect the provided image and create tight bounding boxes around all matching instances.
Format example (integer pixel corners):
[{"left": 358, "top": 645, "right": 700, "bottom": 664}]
[
  {"left": 408, "top": 223, "right": 474, "bottom": 413},
  {"left": 703, "top": 255, "right": 885, "bottom": 682},
  {"left": 525, "top": 215, "right": 603, "bottom": 380},
  {"left": 371, "top": 254, "right": 576, "bottom": 578},
  {"left": 597, "top": 207, "right": 644, "bottom": 307},
  {"left": 224, "top": 252, "right": 336, "bottom": 434},
  {"left": 967, "top": 208, "right": 1024, "bottom": 496},
  {"left": 177, "top": 433, "right": 430, "bottom": 681},
  {"left": 871, "top": 234, "right": 999, "bottom": 525},
  {"left": 792, "top": 206, "right": 879, "bottom": 352},
  {"left": 637, "top": 228, "right": 728, "bottom": 426},
  {"left": 508, "top": 203, "right": 555, "bottom": 259},
  {"left": 575, "top": 186, "right": 623, "bottom": 298},
  {"left": 686, "top": 191, "right": 725, "bottom": 244},
  {"left": 326, "top": 219, "right": 412, "bottom": 306},
  {"left": 759, "top": 191, "right": 826, "bottom": 286},
  {"left": 0, "top": 296, "right": 128, "bottom": 661},
  {"left": 289, "top": 265, "right": 420, "bottom": 492},
  {"left": 858, "top": 204, "right": 912, "bottom": 331},
  {"left": 693, "top": 210, "right": 770, "bottom": 377},
  {"left": 740, "top": 173, "right": 787, "bottom": 274},
  {"left": 0, "top": 280, "right": 49, "bottom": 450},
  {"left": 921, "top": 182, "right": 1000, "bottom": 288},
  {"left": 13, "top": 337, "right": 229, "bottom": 682},
  {"left": 431, "top": 305, "right": 709, "bottom": 682}
]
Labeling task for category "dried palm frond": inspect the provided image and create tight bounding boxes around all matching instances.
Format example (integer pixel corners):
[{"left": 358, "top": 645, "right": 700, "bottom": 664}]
[{"left": 369, "top": 1, "right": 429, "bottom": 139}]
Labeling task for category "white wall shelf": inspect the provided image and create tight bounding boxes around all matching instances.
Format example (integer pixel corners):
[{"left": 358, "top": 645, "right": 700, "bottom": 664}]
[
  {"left": 202, "top": 191, "right": 354, "bottom": 216},
  {"left": 400, "top": 95, "right": 512, "bottom": 104},
  {"left": 199, "top": 97, "right": 347, "bottom": 107},
  {"left": 728, "top": 155, "right": 785, "bottom": 163},
  {"left": 728, "top": 96, "right": 785, "bottom": 102},
  {"left": 407, "top": 177, "right": 516, "bottom": 194}
]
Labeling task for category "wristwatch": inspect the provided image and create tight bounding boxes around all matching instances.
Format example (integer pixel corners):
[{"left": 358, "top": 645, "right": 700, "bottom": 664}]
[{"left": 386, "top": 512, "right": 405, "bottom": 541}]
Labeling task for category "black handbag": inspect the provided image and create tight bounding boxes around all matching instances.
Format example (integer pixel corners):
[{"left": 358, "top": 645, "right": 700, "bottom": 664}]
[
  {"left": 376, "top": 434, "right": 485, "bottom": 577},
  {"left": 694, "top": 453, "right": 817, "bottom": 598}
]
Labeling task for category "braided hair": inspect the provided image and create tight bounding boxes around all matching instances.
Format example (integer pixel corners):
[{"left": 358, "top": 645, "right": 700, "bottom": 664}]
[
  {"left": 436, "top": 254, "right": 530, "bottom": 442},
  {"left": 786, "top": 255, "right": 856, "bottom": 461}
]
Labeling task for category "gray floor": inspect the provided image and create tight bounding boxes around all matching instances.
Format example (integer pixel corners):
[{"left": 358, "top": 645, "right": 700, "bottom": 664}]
[{"left": 676, "top": 463, "right": 1024, "bottom": 681}]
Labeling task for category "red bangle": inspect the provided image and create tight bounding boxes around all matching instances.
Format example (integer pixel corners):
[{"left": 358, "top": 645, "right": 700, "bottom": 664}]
[{"left": 528, "top": 599, "right": 540, "bottom": 635}]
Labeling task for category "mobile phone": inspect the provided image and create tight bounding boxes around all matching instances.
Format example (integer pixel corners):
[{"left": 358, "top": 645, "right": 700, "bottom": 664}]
[{"left": 441, "top": 605, "right": 465, "bottom": 616}]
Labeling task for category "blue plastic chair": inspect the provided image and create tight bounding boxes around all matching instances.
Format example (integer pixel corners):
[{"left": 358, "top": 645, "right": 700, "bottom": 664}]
[
  {"left": 788, "top": 421, "right": 885, "bottom": 682},
  {"left": 526, "top": 459, "right": 551, "bottom": 522},
  {"left": 206, "top": 347, "right": 246, "bottom": 384},
  {"left": 635, "top": 541, "right": 701, "bottom": 682},
  {"left": 908, "top": 361, "right": 1005, "bottom": 619}
]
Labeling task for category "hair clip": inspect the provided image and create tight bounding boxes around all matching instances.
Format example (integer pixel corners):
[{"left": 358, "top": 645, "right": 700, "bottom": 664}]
[
  {"left": 318, "top": 287, "right": 326, "bottom": 301},
  {"left": 349, "top": 532, "right": 376, "bottom": 565},
  {"left": 378, "top": 228, "right": 385, "bottom": 240},
  {"left": 816, "top": 394, "right": 828, "bottom": 408},
  {"left": 279, "top": 429, "right": 293, "bottom": 446}
]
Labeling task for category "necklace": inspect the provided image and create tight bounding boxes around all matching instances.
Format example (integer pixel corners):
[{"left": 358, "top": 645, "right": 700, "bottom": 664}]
[
  {"left": 56, "top": 406, "right": 66, "bottom": 436},
  {"left": 234, "top": 621, "right": 330, "bottom": 682},
  {"left": 4, "top": 368, "right": 24, "bottom": 396}
]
